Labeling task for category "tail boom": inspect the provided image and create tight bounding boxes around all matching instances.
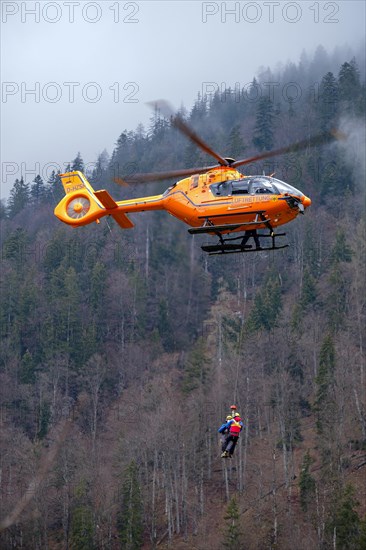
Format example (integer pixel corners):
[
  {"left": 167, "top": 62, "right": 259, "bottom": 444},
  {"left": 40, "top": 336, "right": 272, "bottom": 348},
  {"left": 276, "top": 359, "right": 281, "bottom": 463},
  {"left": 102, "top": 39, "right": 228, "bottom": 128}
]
[{"left": 54, "top": 171, "right": 165, "bottom": 228}]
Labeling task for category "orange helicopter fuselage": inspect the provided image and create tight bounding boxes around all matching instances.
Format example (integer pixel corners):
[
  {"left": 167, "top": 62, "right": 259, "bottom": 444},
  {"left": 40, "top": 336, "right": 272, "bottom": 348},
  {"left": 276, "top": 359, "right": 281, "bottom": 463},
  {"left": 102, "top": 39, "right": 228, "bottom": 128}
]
[
  {"left": 162, "top": 168, "right": 305, "bottom": 231},
  {"left": 54, "top": 168, "right": 311, "bottom": 234}
]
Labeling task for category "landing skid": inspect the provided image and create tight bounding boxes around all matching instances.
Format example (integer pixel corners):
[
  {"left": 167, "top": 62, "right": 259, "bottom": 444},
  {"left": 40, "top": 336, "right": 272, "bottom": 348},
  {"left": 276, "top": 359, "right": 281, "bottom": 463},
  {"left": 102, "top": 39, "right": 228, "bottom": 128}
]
[
  {"left": 200, "top": 231, "right": 288, "bottom": 255},
  {"left": 202, "top": 243, "right": 289, "bottom": 255}
]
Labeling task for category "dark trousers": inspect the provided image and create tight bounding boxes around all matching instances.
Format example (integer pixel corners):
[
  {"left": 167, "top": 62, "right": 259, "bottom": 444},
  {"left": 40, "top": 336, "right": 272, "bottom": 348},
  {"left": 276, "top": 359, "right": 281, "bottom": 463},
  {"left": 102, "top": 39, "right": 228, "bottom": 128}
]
[
  {"left": 221, "top": 433, "right": 229, "bottom": 452},
  {"left": 225, "top": 435, "right": 239, "bottom": 456}
]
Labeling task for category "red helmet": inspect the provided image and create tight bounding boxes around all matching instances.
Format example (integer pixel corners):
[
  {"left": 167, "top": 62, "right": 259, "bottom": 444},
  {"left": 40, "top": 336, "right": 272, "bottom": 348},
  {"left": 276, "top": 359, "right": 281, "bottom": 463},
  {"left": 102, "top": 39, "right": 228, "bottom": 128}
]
[{"left": 230, "top": 405, "right": 237, "bottom": 410}]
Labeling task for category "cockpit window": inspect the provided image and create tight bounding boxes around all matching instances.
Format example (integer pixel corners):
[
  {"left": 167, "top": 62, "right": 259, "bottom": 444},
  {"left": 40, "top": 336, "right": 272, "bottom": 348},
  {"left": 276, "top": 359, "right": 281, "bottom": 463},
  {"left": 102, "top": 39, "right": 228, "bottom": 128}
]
[
  {"left": 250, "top": 177, "right": 275, "bottom": 194},
  {"left": 210, "top": 176, "right": 304, "bottom": 198}
]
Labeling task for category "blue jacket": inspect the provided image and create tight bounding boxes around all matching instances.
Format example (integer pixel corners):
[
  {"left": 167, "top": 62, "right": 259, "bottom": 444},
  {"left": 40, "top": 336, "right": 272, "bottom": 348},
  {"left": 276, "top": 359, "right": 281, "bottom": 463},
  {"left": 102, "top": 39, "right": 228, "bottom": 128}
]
[
  {"left": 218, "top": 422, "right": 229, "bottom": 433},
  {"left": 218, "top": 419, "right": 244, "bottom": 433}
]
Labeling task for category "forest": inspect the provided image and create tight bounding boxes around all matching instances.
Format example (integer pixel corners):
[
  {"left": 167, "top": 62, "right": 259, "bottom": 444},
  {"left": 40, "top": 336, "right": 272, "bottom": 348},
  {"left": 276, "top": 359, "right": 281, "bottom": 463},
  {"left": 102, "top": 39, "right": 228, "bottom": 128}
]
[{"left": 0, "top": 47, "right": 365, "bottom": 549}]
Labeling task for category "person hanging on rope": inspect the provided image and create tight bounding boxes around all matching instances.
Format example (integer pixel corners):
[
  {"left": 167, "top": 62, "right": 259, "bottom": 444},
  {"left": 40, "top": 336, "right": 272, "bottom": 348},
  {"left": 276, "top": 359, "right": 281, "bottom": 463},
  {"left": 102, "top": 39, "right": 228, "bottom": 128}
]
[
  {"left": 218, "top": 415, "right": 233, "bottom": 453},
  {"left": 218, "top": 412, "right": 244, "bottom": 458}
]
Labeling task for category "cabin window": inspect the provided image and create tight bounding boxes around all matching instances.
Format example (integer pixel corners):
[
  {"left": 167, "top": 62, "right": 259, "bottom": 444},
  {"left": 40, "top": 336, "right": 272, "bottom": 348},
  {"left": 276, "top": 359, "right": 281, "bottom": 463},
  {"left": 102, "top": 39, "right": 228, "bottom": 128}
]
[
  {"left": 210, "top": 179, "right": 251, "bottom": 196},
  {"left": 231, "top": 181, "right": 250, "bottom": 195},
  {"left": 210, "top": 181, "right": 232, "bottom": 196}
]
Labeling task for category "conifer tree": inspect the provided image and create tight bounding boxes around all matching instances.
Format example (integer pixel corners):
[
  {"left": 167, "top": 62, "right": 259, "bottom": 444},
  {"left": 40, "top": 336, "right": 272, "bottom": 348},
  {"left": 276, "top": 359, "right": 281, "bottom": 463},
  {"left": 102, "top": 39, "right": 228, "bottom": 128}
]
[
  {"left": 330, "top": 230, "right": 353, "bottom": 264},
  {"left": 19, "top": 349, "right": 36, "bottom": 384},
  {"left": 303, "top": 230, "right": 320, "bottom": 277},
  {"left": 30, "top": 175, "right": 46, "bottom": 204},
  {"left": 319, "top": 148, "right": 354, "bottom": 200},
  {"left": 222, "top": 497, "right": 243, "bottom": 550},
  {"left": 68, "top": 476, "right": 94, "bottom": 550},
  {"left": 227, "top": 125, "right": 245, "bottom": 158},
  {"left": 314, "top": 334, "right": 336, "bottom": 434},
  {"left": 3, "top": 227, "right": 29, "bottom": 266},
  {"left": 91, "top": 149, "right": 109, "bottom": 182},
  {"left": 247, "top": 77, "right": 260, "bottom": 102},
  {"left": 148, "top": 106, "right": 169, "bottom": 142},
  {"left": 190, "top": 92, "right": 208, "bottom": 123},
  {"left": 318, "top": 72, "right": 338, "bottom": 130},
  {"left": 182, "top": 337, "right": 209, "bottom": 393},
  {"left": 327, "top": 485, "right": 361, "bottom": 549},
  {"left": 90, "top": 261, "right": 106, "bottom": 313},
  {"left": 45, "top": 170, "right": 63, "bottom": 203},
  {"left": 157, "top": 298, "right": 175, "bottom": 352},
  {"left": 299, "top": 269, "right": 317, "bottom": 309},
  {"left": 71, "top": 152, "right": 85, "bottom": 172},
  {"left": 7, "top": 177, "right": 30, "bottom": 217},
  {"left": 253, "top": 97, "right": 274, "bottom": 151},
  {"left": 113, "top": 132, "right": 130, "bottom": 159},
  {"left": 37, "top": 401, "right": 51, "bottom": 439},
  {"left": 327, "top": 266, "right": 349, "bottom": 333},
  {"left": 245, "top": 274, "right": 282, "bottom": 333},
  {"left": 70, "top": 501, "right": 94, "bottom": 549},
  {"left": 299, "top": 451, "right": 316, "bottom": 512},
  {"left": 47, "top": 264, "right": 83, "bottom": 360},
  {"left": 292, "top": 268, "right": 317, "bottom": 330},
  {"left": 118, "top": 460, "right": 143, "bottom": 550},
  {"left": 245, "top": 292, "right": 265, "bottom": 333},
  {"left": 338, "top": 59, "right": 361, "bottom": 105},
  {"left": 0, "top": 199, "right": 7, "bottom": 220}
]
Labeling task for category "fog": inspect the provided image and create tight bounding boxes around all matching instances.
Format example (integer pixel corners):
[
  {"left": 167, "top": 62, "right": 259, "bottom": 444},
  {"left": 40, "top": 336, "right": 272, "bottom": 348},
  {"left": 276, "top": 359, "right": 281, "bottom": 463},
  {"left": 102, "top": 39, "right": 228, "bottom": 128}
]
[{"left": 1, "top": 0, "right": 365, "bottom": 198}]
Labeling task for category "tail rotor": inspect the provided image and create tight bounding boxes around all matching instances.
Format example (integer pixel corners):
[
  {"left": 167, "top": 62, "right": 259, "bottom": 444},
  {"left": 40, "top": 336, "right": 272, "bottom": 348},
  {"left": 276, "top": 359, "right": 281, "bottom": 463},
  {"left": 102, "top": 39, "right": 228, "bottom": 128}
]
[{"left": 66, "top": 196, "right": 91, "bottom": 219}]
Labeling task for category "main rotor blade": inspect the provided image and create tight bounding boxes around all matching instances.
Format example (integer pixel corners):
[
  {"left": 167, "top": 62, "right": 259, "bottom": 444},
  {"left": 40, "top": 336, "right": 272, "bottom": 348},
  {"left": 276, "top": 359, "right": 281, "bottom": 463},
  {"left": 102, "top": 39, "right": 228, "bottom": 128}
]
[
  {"left": 149, "top": 100, "right": 229, "bottom": 166},
  {"left": 114, "top": 164, "right": 222, "bottom": 185},
  {"left": 232, "top": 129, "right": 344, "bottom": 169}
]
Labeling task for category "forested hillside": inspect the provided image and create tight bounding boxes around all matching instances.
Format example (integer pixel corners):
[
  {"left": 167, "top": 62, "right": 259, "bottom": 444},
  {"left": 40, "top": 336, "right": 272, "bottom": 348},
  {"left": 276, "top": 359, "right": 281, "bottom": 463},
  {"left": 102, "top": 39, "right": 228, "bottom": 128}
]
[{"left": 0, "top": 50, "right": 365, "bottom": 549}]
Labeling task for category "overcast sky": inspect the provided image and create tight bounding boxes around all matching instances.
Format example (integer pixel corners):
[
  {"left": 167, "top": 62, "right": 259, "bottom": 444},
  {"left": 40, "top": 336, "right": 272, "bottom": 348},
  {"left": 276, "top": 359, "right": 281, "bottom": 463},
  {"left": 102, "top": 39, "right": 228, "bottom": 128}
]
[{"left": 1, "top": 0, "right": 365, "bottom": 198}]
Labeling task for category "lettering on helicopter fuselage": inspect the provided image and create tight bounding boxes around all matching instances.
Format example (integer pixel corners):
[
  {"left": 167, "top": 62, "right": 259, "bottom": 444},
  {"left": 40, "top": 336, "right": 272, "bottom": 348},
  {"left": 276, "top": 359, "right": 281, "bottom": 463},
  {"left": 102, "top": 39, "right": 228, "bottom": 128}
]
[
  {"left": 231, "top": 195, "right": 273, "bottom": 204},
  {"left": 66, "top": 184, "right": 85, "bottom": 193}
]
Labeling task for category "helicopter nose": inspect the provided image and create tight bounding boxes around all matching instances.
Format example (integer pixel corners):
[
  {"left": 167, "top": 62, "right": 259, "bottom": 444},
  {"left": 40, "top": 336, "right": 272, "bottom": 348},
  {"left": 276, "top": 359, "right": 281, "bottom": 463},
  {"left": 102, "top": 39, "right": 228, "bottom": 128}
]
[{"left": 302, "top": 196, "right": 311, "bottom": 208}]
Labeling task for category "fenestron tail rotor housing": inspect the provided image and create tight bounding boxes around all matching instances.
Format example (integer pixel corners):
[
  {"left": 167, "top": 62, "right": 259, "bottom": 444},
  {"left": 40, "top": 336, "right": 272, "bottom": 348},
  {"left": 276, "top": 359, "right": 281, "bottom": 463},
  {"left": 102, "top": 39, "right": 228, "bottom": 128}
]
[{"left": 66, "top": 196, "right": 91, "bottom": 219}]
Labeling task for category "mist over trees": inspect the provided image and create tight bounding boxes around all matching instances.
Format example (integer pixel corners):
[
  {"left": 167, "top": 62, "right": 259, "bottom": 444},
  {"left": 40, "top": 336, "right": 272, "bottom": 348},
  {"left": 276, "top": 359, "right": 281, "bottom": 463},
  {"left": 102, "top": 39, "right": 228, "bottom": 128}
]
[{"left": 0, "top": 48, "right": 365, "bottom": 549}]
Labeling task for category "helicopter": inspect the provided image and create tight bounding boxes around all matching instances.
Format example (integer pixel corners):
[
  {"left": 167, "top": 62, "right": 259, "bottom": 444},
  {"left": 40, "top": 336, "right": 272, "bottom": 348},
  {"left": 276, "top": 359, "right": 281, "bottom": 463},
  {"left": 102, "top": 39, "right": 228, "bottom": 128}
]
[{"left": 54, "top": 101, "right": 341, "bottom": 255}]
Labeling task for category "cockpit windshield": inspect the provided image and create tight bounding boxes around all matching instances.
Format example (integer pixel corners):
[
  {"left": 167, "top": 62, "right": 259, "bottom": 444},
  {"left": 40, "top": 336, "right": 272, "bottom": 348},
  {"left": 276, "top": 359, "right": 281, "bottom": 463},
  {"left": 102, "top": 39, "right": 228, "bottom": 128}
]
[
  {"left": 270, "top": 178, "right": 303, "bottom": 198},
  {"left": 210, "top": 176, "right": 304, "bottom": 198}
]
